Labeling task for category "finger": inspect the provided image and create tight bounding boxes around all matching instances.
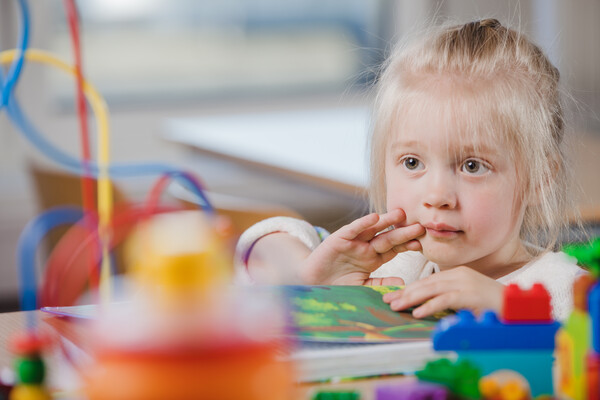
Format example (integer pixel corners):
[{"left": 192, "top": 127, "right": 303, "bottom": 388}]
[
  {"left": 336, "top": 213, "right": 380, "bottom": 240},
  {"left": 375, "top": 241, "right": 421, "bottom": 266},
  {"left": 370, "top": 224, "right": 425, "bottom": 254},
  {"left": 382, "top": 289, "right": 404, "bottom": 303},
  {"left": 389, "top": 277, "right": 454, "bottom": 311},
  {"left": 412, "top": 291, "right": 461, "bottom": 318},
  {"left": 355, "top": 209, "right": 407, "bottom": 242},
  {"left": 392, "top": 239, "right": 423, "bottom": 253},
  {"left": 364, "top": 277, "right": 383, "bottom": 286},
  {"left": 380, "top": 277, "right": 405, "bottom": 287}
]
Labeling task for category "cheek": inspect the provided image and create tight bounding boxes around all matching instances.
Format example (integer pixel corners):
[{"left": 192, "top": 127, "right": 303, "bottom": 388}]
[
  {"left": 385, "top": 182, "right": 420, "bottom": 222},
  {"left": 462, "top": 188, "right": 519, "bottom": 234}
]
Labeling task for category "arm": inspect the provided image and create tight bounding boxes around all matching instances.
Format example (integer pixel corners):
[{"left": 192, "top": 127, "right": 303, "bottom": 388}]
[
  {"left": 235, "top": 209, "right": 425, "bottom": 286},
  {"left": 382, "top": 266, "right": 504, "bottom": 317},
  {"left": 246, "top": 232, "right": 312, "bottom": 284}
]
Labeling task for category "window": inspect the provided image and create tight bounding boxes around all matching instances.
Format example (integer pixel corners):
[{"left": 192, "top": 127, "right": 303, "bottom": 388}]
[{"left": 48, "top": 0, "right": 388, "bottom": 106}]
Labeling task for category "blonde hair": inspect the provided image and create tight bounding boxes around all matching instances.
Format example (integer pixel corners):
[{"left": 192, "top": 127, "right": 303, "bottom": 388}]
[{"left": 369, "top": 19, "right": 575, "bottom": 253}]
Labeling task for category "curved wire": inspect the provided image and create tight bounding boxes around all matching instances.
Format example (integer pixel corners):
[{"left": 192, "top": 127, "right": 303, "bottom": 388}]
[
  {"left": 17, "top": 207, "right": 85, "bottom": 311},
  {"left": 146, "top": 170, "right": 214, "bottom": 215},
  {"left": 0, "top": 50, "right": 191, "bottom": 176},
  {"left": 64, "top": 0, "right": 95, "bottom": 213},
  {"left": 0, "top": 0, "right": 29, "bottom": 109}
]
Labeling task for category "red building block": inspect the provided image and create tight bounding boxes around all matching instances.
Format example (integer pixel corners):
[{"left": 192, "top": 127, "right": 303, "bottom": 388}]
[
  {"left": 502, "top": 283, "right": 552, "bottom": 323},
  {"left": 588, "top": 352, "right": 600, "bottom": 400}
]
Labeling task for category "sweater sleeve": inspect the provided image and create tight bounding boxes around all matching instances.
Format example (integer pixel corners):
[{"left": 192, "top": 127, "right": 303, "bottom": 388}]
[{"left": 233, "top": 216, "right": 329, "bottom": 285}]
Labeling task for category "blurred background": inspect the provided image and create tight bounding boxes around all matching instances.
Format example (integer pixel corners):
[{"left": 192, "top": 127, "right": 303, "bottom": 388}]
[{"left": 0, "top": 0, "right": 598, "bottom": 310}]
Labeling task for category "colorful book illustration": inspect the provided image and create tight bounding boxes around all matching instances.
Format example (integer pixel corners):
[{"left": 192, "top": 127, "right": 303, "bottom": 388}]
[
  {"left": 41, "top": 285, "right": 441, "bottom": 344},
  {"left": 282, "top": 285, "right": 439, "bottom": 343}
]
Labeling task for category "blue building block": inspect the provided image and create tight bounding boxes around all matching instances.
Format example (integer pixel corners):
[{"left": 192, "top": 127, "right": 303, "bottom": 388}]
[
  {"left": 433, "top": 310, "right": 560, "bottom": 351},
  {"left": 458, "top": 351, "right": 554, "bottom": 397},
  {"left": 589, "top": 282, "right": 600, "bottom": 353}
]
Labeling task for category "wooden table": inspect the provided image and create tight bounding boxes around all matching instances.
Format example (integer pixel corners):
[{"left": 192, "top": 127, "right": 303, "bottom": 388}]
[{"left": 0, "top": 310, "right": 414, "bottom": 400}]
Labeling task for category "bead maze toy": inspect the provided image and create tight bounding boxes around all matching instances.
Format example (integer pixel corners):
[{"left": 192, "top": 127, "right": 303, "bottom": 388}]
[{"left": 1, "top": 1, "right": 294, "bottom": 399}]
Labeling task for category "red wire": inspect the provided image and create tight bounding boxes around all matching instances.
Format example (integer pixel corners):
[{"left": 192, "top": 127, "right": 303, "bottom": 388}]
[{"left": 64, "top": 0, "right": 95, "bottom": 213}]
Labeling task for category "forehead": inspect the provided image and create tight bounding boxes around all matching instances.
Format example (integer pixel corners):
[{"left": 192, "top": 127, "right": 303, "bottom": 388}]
[{"left": 389, "top": 82, "right": 512, "bottom": 153}]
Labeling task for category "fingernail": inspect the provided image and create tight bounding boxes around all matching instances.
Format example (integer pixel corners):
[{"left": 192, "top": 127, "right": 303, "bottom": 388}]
[{"left": 412, "top": 308, "right": 424, "bottom": 318}]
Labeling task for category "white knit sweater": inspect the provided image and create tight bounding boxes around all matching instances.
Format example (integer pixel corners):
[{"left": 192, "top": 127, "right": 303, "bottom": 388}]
[{"left": 235, "top": 217, "right": 586, "bottom": 320}]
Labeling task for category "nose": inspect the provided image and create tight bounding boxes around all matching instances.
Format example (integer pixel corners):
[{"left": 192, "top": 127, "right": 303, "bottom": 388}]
[{"left": 422, "top": 172, "right": 458, "bottom": 209}]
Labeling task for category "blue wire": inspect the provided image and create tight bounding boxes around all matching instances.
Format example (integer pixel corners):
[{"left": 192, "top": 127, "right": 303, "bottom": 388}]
[
  {"left": 5, "top": 94, "right": 179, "bottom": 177},
  {"left": 17, "top": 206, "right": 84, "bottom": 311},
  {"left": 0, "top": 0, "right": 214, "bottom": 213},
  {"left": 0, "top": 0, "right": 29, "bottom": 109},
  {"left": 161, "top": 170, "right": 214, "bottom": 214},
  {"left": 6, "top": 0, "right": 214, "bottom": 314}
]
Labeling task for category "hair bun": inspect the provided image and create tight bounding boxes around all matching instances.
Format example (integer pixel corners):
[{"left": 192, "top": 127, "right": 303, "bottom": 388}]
[{"left": 478, "top": 18, "right": 501, "bottom": 29}]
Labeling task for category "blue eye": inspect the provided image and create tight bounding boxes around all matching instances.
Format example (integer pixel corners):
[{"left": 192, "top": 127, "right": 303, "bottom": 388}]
[
  {"left": 461, "top": 159, "right": 490, "bottom": 175},
  {"left": 402, "top": 157, "right": 423, "bottom": 171}
]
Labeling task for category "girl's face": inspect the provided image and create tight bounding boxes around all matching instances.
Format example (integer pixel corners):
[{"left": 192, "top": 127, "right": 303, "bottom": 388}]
[{"left": 385, "top": 99, "right": 528, "bottom": 276}]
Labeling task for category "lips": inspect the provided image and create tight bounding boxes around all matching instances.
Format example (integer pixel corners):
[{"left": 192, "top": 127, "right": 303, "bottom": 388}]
[
  {"left": 423, "top": 223, "right": 462, "bottom": 239},
  {"left": 423, "top": 223, "right": 460, "bottom": 232}
]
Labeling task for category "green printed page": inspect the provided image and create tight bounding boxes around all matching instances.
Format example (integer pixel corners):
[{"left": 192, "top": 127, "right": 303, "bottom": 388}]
[{"left": 282, "top": 285, "right": 440, "bottom": 343}]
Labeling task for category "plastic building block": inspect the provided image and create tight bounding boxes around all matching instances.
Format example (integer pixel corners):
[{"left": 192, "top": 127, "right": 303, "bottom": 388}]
[
  {"left": 375, "top": 381, "right": 448, "bottom": 400},
  {"left": 459, "top": 351, "right": 553, "bottom": 397},
  {"left": 312, "top": 390, "right": 360, "bottom": 400},
  {"left": 589, "top": 282, "right": 600, "bottom": 353},
  {"left": 480, "top": 370, "right": 530, "bottom": 400},
  {"left": 563, "top": 237, "right": 600, "bottom": 277},
  {"left": 573, "top": 274, "right": 596, "bottom": 312},
  {"left": 556, "top": 309, "right": 590, "bottom": 400},
  {"left": 433, "top": 310, "right": 560, "bottom": 351},
  {"left": 416, "top": 358, "right": 480, "bottom": 399},
  {"left": 502, "top": 283, "right": 552, "bottom": 323},
  {"left": 587, "top": 352, "right": 600, "bottom": 400},
  {"left": 556, "top": 329, "right": 577, "bottom": 399}
]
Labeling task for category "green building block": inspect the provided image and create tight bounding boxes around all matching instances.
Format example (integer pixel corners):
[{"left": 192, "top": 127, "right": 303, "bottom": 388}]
[
  {"left": 311, "top": 390, "right": 360, "bottom": 400},
  {"left": 416, "top": 358, "right": 481, "bottom": 399},
  {"left": 563, "top": 237, "right": 600, "bottom": 277}
]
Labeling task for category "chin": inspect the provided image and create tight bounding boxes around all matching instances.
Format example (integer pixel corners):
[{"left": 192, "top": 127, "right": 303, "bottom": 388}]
[{"left": 421, "top": 245, "right": 466, "bottom": 267}]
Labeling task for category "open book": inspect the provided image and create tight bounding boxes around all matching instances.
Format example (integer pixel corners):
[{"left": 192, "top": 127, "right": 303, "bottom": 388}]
[
  {"left": 41, "top": 285, "right": 451, "bottom": 381},
  {"left": 281, "top": 285, "right": 452, "bottom": 381}
]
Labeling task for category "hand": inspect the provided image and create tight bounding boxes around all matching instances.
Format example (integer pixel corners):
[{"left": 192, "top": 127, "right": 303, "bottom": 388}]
[
  {"left": 299, "top": 209, "right": 425, "bottom": 285},
  {"left": 382, "top": 266, "right": 504, "bottom": 318}
]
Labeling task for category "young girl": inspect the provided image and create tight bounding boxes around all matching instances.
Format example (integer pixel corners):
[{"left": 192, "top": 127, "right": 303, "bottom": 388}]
[{"left": 234, "top": 19, "right": 586, "bottom": 321}]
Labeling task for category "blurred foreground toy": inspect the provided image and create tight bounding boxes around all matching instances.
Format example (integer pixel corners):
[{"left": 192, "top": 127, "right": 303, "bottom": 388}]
[
  {"left": 312, "top": 390, "right": 360, "bottom": 400},
  {"left": 416, "top": 358, "right": 481, "bottom": 399},
  {"left": 555, "top": 238, "right": 600, "bottom": 400},
  {"left": 430, "top": 284, "right": 558, "bottom": 397},
  {"left": 83, "top": 210, "right": 295, "bottom": 400},
  {"left": 8, "top": 332, "right": 52, "bottom": 400},
  {"left": 375, "top": 381, "right": 448, "bottom": 400}
]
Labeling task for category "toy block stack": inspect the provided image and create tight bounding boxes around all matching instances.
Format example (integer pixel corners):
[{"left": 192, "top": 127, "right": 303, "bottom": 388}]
[
  {"left": 556, "top": 237, "right": 600, "bottom": 400},
  {"left": 430, "top": 284, "right": 560, "bottom": 398}
]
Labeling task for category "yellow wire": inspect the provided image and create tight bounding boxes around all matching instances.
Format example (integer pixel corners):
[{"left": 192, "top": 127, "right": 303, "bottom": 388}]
[{"left": 0, "top": 48, "right": 113, "bottom": 303}]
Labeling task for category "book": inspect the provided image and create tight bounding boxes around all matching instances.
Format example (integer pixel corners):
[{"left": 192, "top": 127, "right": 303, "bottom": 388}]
[
  {"left": 280, "top": 285, "right": 452, "bottom": 381},
  {"left": 41, "top": 285, "right": 451, "bottom": 381}
]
